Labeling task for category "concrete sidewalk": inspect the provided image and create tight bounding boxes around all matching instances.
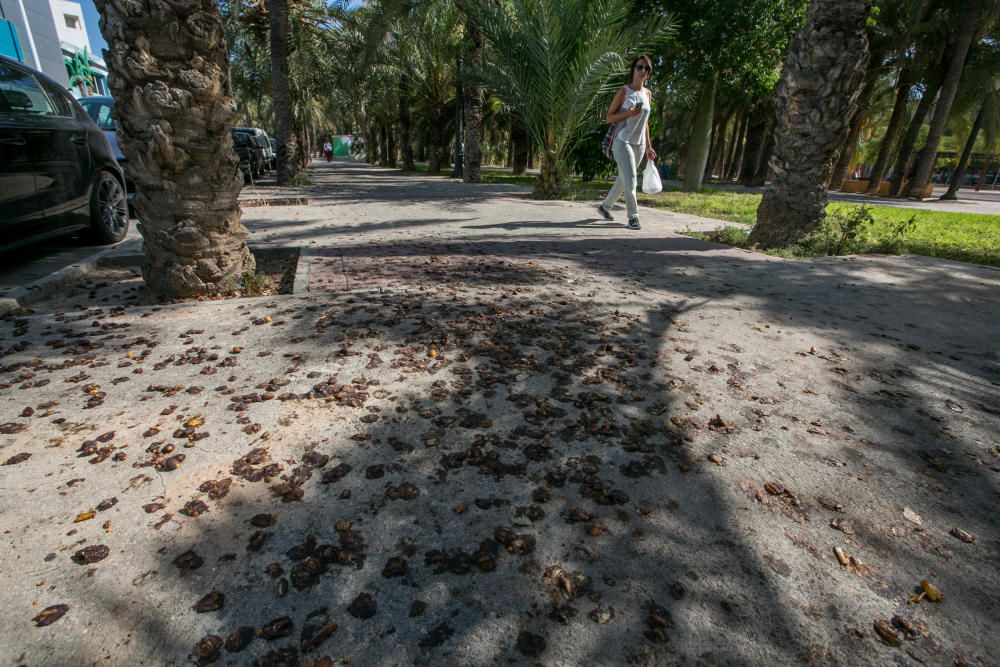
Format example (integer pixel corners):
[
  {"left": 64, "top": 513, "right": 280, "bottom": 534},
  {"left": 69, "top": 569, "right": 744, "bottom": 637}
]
[{"left": 0, "top": 160, "right": 997, "bottom": 666}]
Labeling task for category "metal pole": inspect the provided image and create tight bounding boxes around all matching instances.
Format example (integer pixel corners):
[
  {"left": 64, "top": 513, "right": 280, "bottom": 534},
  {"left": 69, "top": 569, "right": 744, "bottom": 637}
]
[
  {"left": 14, "top": 0, "right": 41, "bottom": 70},
  {"left": 451, "top": 56, "right": 464, "bottom": 179}
]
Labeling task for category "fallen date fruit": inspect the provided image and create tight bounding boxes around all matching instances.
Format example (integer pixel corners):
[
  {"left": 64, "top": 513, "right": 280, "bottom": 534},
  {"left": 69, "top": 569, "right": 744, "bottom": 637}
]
[
  {"left": 258, "top": 647, "right": 299, "bottom": 666},
  {"left": 2, "top": 453, "right": 31, "bottom": 465},
  {"left": 174, "top": 549, "right": 204, "bottom": 572},
  {"left": 250, "top": 513, "right": 276, "bottom": 528},
  {"left": 96, "top": 497, "right": 118, "bottom": 512},
  {"left": 193, "top": 591, "right": 225, "bottom": 613},
  {"left": 382, "top": 556, "right": 409, "bottom": 578},
  {"left": 873, "top": 619, "right": 902, "bottom": 647},
  {"left": 73, "top": 544, "right": 110, "bottom": 564},
  {"left": 33, "top": 604, "right": 69, "bottom": 626},
  {"left": 225, "top": 626, "right": 256, "bottom": 652},
  {"left": 348, "top": 593, "right": 377, "bottom": 619},
  {"left": 157, "top": 454, "right": 185, "bottom": 471},
  {"left": 182, "top": 500, "right": 209, "bottom": 517},
  {"left": 321, "top": 463, "right": 351, "bottom": 483},
  {"left": 258, "top": 616, "right": 294, "bottom": 640},
  {"left": 194, "top": 634, "right": 222, "bottom": 662},
  {"left": 949, "top": 527, "right": 976, "bottom": 544},
  {"left": 385, "top": 482, "right": 420, "bottom": 500},
  {"left": 300, "top": 610, "right": 338, "bottom": 653}
]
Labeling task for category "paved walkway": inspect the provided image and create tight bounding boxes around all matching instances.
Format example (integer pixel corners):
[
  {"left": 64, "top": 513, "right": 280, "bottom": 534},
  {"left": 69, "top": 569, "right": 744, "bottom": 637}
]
[{"left": 0, "top": 160, "right": 997, "bottom": 666}]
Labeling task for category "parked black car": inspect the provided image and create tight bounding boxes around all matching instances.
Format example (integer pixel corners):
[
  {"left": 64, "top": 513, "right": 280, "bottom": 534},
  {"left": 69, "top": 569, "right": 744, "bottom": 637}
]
[
  {"left": 235, "top": 126, "right": 274, "bottom": 171},
  {"left": 232, "top": 129, "right": 257, "bottom": 182},
  {"left": 77, "top": 95, "right": 137, "bottom": 205},
  {"left": 0, "top": 55, "right": 128, "bottom": 251},
  {"left": 232, "top": 127, "right": 267, "bottom": 179}
]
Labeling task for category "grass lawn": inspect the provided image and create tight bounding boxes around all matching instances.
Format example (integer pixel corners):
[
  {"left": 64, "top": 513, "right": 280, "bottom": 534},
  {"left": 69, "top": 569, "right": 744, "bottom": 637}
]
[{"left": 464, "top": 168, "right": 1000, "bottom": 268}]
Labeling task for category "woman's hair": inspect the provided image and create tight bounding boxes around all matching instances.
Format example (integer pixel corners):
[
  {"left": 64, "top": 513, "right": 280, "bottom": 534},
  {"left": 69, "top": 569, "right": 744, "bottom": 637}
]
[{"left": 627, "top": 55, "right": 653, "bottom": 83}]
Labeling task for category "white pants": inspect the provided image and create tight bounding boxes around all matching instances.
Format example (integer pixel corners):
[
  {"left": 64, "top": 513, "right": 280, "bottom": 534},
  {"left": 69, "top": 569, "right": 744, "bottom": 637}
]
[{"left": 603, "top": 139, "right": 644, "bottom": 219}]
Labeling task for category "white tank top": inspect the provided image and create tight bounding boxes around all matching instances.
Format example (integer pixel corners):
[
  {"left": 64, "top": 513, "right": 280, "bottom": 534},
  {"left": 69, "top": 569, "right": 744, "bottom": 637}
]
[{"left": 616, "top": 85, "right": 650, "bottom": 145}]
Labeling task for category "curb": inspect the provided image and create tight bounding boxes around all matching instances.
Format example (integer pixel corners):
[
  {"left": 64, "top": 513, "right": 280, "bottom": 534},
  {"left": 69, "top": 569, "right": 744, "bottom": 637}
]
[
  {"left": 0, "top": 245, "right": 124, "bottom": 317},
  {"left": 0, "top": 245, "right": 311, "bottom": 317},
  {"left": 292, "top": 248, "right": 314, "bottom": 294}
]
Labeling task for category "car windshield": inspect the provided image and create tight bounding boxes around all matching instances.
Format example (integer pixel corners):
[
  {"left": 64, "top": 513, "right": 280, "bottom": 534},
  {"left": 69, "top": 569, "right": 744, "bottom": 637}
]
[{"left": 80, "top": 100, "right": 116, "bottom": 130}]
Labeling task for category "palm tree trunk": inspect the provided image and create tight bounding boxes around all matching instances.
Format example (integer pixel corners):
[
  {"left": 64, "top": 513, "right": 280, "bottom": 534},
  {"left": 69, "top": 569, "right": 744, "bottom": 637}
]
[
  {"left": 297, "top": 124, "right": 309, "bottom": 169},
  {"left": 93, "top": 0, "right": 254, "bottom": 297},
  {"left": 975, "top": 154, "right": 993, "bottom": 190},
  {"left": 905, "top": 0, "right": 985, "bottom": 199},
  {"left": 749, "top": 0, "right": 872, "bottom": 249},
  {"left": 511, "top": 121, "right": 529, "bottom": 175},
  {"left": 866, "top": 69, "right": 912, "bottom": 194},
  {"left": 533, "top": 150, "right": 564, "bottom": 199},
  {"left": 268, "top": 0, "right": 298, "bottom": 185},
  {"left": 940, "top": 102, "right": 986, "bottom": 200},
  {"left": 739, "top": 99, "right": 771, "bottom": 186},
  {"left": 428, "top": 118, "right": 442, "bottom": 173},
  {"left": 382, "top": 124, "right": 396, "bottom": 168},
  {"left": 374, "top": 125, "right": 383, "bottom": 165},
  {"left": 889, "top": 75, "right": 941, "bottom": 196},
  {"left": 727, "top": 116, "right": 747, "bottom": 181},
  {"left": 723, "top": 112, "right": 745, "bottom": 181},
  {"left": 749, "top": 119, "right": 776, "bottom": 187},
  {"left": 399, "top": 88, "right": 415, "bottom": 170},
  {"left": 683, "top": 74, "right": 718, "bottom": 192},
  {"left": 703, "top": 111, "right": 723, "bottom": 181},
  {"left": 462, "top": 17, "right": 484, "bottom": 183},
  {"left": 830, "top": 74, "right": 878, "bottom": 190},
  {"left": 829, "top": 104, "right": 864, "bottom": 190}
]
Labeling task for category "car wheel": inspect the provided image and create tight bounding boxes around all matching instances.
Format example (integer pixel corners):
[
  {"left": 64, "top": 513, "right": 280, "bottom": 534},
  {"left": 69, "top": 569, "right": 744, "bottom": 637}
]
[{"left": 90, "top": 171, "right": 129, "bottom": 244}]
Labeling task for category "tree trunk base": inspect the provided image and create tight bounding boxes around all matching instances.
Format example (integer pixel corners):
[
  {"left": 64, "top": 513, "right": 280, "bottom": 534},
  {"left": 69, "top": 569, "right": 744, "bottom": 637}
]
[
  {"left": 533, "top": 162, "right": 565, "bottom": 199},
  {"left": 137, "top": 212, "right": 255, "bottom": 297},
  {"left": 749, "top": 182, "right": 827, "bottom": 249}
]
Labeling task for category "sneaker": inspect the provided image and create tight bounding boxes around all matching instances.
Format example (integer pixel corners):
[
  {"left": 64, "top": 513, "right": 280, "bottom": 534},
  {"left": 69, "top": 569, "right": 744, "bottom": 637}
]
[
  {"left": 596, "top": 203, "right": 613, "bottom": 221},
  {"left": 627, "top": 217, "right": 641, "bottom": 230}
]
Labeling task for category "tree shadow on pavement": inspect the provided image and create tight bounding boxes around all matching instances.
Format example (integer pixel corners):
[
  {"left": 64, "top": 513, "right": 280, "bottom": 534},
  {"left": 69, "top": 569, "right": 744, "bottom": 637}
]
[{"left": 0, "top": 212, "right": 997, "bottom": 665}]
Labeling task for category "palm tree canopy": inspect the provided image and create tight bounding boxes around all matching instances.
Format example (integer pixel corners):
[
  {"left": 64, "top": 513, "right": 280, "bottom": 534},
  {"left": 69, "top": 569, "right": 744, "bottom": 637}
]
[{"left": 465, "top": 0, "right": 671, "bottom": 167}]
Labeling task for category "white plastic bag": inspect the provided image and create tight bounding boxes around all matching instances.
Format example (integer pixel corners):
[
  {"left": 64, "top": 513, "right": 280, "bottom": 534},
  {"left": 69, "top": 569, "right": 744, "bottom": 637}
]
[{"left": 642, "top": 162, "right": 662, "bottom": 194}]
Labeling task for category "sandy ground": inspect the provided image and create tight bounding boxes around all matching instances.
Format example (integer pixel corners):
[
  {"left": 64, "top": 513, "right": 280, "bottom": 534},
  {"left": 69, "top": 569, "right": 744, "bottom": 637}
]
[{"left": 0, "top": 160, "right": 997, "bottom": 667}]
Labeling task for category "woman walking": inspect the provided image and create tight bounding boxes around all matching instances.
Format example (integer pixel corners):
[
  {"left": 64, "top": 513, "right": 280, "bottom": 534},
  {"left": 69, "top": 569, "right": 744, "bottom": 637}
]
[{"left": 597, "top": 55, "right": 656, "bottom": 230}]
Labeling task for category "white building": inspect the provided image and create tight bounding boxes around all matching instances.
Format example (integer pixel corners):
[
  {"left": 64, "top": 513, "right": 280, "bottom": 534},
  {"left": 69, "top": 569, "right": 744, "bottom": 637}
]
[
  {"left": 0, "top": 0, "right": 70, "bottom": 87},
  {"left": 0, "top": 0, "right": 108, "bottom": 96},
  {"left": 50, "top": 0, "right": 108, "bottom": 97}
]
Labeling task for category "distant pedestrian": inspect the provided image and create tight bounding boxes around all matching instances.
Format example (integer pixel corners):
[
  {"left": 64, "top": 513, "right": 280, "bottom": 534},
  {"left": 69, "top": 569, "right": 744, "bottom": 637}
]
[
  {"left": 323, "top": 140, "right": 333, "bottom": 162},
  {"left": 597, "top": 55, "right": 656, "bottom": 230}
]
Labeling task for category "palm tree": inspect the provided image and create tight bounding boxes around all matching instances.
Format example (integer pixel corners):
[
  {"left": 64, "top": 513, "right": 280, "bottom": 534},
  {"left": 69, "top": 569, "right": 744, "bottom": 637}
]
[
  {"left": 749, "top": 0, "right": 873, "bottom": 249},
  {"left": 461, "top": 14, "right": 484, "bottom": 182},
  {"left": 865, "top": 66, "right": 913, "bottom": 194},
  {"left": 268, "top": 0, "right": 299, "bottom": 184},
  {"left": 398, "top": 2, "right": 461, "bottom": 173},
  {"left": 466, "top": 0, "right": 666, "bottom": 198},
  {"left": 905, "top": 0, "right": 990, "bottom": 199},
  {"left": 94, "top": 0, "right": 254, "bottom": 297},
  {"left": 940, "top": 43, "right": 1000, "bottom": 199}
]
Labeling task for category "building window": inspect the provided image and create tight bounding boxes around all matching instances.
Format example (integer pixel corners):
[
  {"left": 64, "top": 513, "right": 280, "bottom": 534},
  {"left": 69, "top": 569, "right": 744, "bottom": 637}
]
[{"left": 64, "top": 15, "right": 81, "bottom": 30}]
